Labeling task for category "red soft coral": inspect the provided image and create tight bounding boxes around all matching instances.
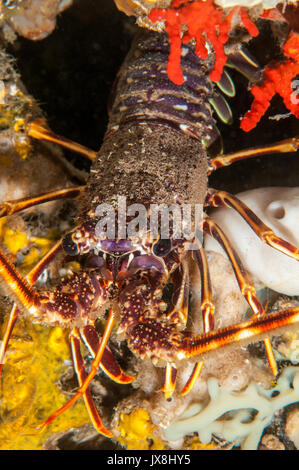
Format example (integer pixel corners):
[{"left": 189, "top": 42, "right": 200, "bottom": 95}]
[
  {"left": 149, "top": 0, "right": 258, "bottom": 85},
  {"left": 241, "top": 32, "right": 299, "bottom": 132}
]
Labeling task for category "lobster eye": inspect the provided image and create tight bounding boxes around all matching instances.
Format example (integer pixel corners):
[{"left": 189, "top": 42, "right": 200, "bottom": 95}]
[
  {"left": 62, "top": 233, "right": 79, "bottom": 256},
  {"left": 152, "top": 238, "right": 172, "bottom": 257}
]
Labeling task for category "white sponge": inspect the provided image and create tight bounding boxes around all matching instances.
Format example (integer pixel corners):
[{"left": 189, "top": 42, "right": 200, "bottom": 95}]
[{"left": 204, "top": 187, "right": 299, "bottom": 296}]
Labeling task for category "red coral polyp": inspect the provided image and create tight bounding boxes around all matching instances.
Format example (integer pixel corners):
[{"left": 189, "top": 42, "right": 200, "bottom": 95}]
[
  {"left": 241, "top": 32, "right": 299, "bottom": 132},
  {"left": 149, "top": 0, "right": 258, "bottom": 85}
]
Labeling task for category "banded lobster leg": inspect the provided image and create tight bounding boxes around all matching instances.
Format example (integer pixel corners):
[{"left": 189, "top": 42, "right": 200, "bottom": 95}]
[
  {"left": 70, "top": 325, "right": 134, "bottom": 437},
  {"left": 0, "top": 184, "right": 85, "bottom": 370},
  {"left": 177, "top": 203, "right": 288, "bottom": 392},
  {"left": 161, "top": 362, "right": 177, "bottom": 399},
  {"left": 70, "top": 327, "right": 113, "bottom": 437},
  {"left": 0, "top": 186, "right": 84, "bottom": 218},
  {"left": 163, "top": 247, "right": 216, "bottom": 397},
  {"left": 71, "top": 324, "right": 135, "bottom": 436},
  {"left": 0, "top": 240, "right": 63, "bottom": 375},
  {"left": 205, "top": 188, "right": 299, "bottom": 261},
  {"left": 178, "top": 306, "right": 299, "bottom": 360},
  {"left": 0, "top": 247, "right": 132, "bottom": 437},
  {"left": 26, "top": 305, "right": 299, "bottom": 431},
  {"left": 162, "top": 261, "right": 189, "bottom": 398},
  {"left": 79, "top": 324, "right": 135, "bottom": 385},
  {"left": 26, "top": 119, "right": 97, "bottom": 161},
  {"left": 0, "top": 247, "right": 115, "bottom": 435},
  {"left": 202, "top": 216, "right": 278, "bottom": 375},
  {"left": 69, "top": 323, "right": 135, "bottom": 435},
  {"left": 34, "top": 309, "right": 116, "bottom": 434},
  {"left": 208, "top": 137, "right": 299, "bottom": 174},
  {"left": 166, "top": 259, "right": 189, "bottom": 327},
  {"left": 203, "top": 137, "right": 299, "bottom": 374},
  {"left": 178, "top": 138, "right": 299, "bottom": 387},
  {"left": 178, "top": 246, "right": 215, "bottom": 396},
  {"left": 193, "top": 246, "right": 215, "bottom": 334}
]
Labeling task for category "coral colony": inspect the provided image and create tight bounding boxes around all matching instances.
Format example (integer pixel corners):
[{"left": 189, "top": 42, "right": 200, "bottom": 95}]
[
  {"left": 148, "top": 0, "right": 259, "bottom": 84},
  {"left": 148, "top": 0, "right": 299, "bottom": 130},
  {"left": 241, "top": 32, "right": 299, "bottom": 131}
]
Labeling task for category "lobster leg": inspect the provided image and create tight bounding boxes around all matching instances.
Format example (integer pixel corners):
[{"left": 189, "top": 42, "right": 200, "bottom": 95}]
[
  {"left": 202, "top": 216, "right": 278, "bottom": 375},
  {"left": 80, "top": 324, "right": 135, "bottom": 384},
  {"left": 208, "top": 137, "right": 298, "bottom": 173},
  {"left": 26, "top": 118, "right": 97, "bottom": 161},
  {"left": 0, "top": 246, "right": 41, "bottom": 315},
  {"left": 34, "top": 309, "right": 115, "bottom": 432},
  {"left": 0, "top": 242, "right": 117, "bottom": 422},
  {"left": 0, "top": 304, "right": 18, "bottom": 375},
  {"left": 70, "top": 327, "right": 113, "bottom": 437},
  {"left": 164, "top": 262, "right": 190, "bottom": 397},
  {"left": 179, "top": 306, "right": 299, "bottom": 360},
  {"left": 161, "top": 362, "right": 177, "bottom": 399},
  {"left": 193, "top": 246, "right": 215, "bottom": 332},
  {"left": 179, "top": 362, "right": 204, "bottom": 396},
  {"left": 166, "top": 259, "right": 189, "bottom": 327},
  {"left": 179, "top": 247, "right": 214, "bottom": 395},
  {"left": 0, "top": 186, "right": 84, "bottom": 218},
  {"left": 0, "top": 240, "right": 63, "bottom": 375},
  {"left": 0, "top": 239, "right": 128, "bottom": 436},
  {"left": 205, "top": 188, "right": 299, "bottom": 262}
]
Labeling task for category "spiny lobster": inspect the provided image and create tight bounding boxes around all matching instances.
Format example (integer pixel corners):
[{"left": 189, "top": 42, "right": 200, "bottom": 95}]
[{"left": 0, "top": 26, "right": 298, "bottom": 439}]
